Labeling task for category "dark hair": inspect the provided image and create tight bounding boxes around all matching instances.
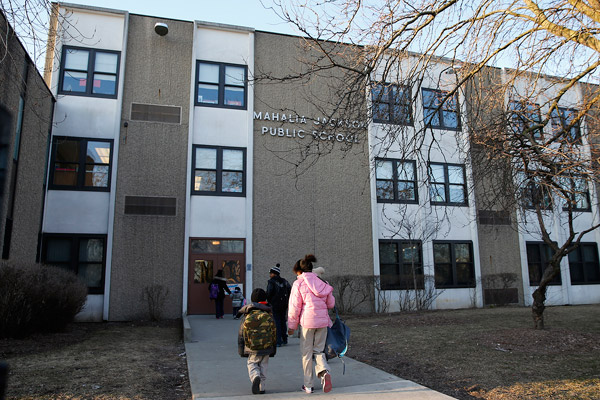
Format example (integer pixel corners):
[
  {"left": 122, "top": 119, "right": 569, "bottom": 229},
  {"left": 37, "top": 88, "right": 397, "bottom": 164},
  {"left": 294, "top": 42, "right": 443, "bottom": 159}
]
[
  {"left": 251, "top": 288, "right": 267, "bottom": 303},
  {"left": 300, "top": 254, "right": 316, "bottom": 272},
  {"left": 293, "top": 259, "right": 303, "bottom": 274},
  {"left": 215, "top": 269, "right": 224, "bottom": 278}
]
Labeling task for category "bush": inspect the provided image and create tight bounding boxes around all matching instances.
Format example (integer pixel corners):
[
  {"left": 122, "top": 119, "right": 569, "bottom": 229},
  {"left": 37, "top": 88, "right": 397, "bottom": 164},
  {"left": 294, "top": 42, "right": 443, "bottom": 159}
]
[{"left": 0, "top": 262, "right": 88, "bottom": 338}]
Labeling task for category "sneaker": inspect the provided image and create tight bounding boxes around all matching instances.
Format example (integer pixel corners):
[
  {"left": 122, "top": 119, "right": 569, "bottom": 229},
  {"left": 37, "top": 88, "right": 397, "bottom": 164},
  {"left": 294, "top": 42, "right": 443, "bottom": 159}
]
[
  {"left": 252, "top": 377, "right": 261, "bottom": 395},
  {"left": 301, "top": 385, "right": 314, "bottom": 394},
  {"left": 321, "top": 372, "right": 332, "bottom": 393}
]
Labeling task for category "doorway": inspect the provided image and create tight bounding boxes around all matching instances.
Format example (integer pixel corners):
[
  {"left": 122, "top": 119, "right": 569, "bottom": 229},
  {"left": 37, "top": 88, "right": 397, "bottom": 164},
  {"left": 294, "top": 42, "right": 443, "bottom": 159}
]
[{"left": 188, "top": 238, "right": 245, "bottom": 315}]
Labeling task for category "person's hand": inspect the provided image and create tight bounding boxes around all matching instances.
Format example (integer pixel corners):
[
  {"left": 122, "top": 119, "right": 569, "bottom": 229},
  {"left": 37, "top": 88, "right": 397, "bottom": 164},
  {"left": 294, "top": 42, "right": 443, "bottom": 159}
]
[{"left": 288, "top": 329, "right": 294, "bottom": 336}]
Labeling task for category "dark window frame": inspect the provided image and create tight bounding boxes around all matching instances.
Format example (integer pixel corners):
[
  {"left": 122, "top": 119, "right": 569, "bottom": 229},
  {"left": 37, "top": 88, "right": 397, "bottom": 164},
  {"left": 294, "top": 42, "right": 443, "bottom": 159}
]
[
  {"left": 379, "top": 240, "right": 423, "bottom": 290},
  {"left": 522, "top": 179, "right": 553, "bottom": 210},
  {"left": 562, "top": 175, "right": 591, "bottom": 212},
  {"left": 58, "top": 46, "right": 121, "bottom": 99},
  {"left": 508, "top": 100, "right": 543, "bottom": 139},
  {"left": 551, "top": 107, "right": 581, "bottom": 144},
  {"left": 433, "top": 241, "right": 476, "bottom": 289},
  {"left": 375, "top": 158, "right": 418, "bottom": 204},
  {"left": 568, "top": 243, "right": 600, "bottom": 285},
  {"left": 422, "top": 88, "right": 461, "bottom": 131},
  {"left": 191, "top": 145, "right": 246, "bottom": 197},
  {"left": 194, "top": 60, "right": 248, "bottom": 110},
  {"left": 48, "top": 136, "right": 113, "bottom": 192},
  {"left": 428, "top": 162, "right": 468, "bottom": 206},
  {"left": 526, "top": 241, "right": 562, "bottom": 286},
  {"left": 41, "top": 233, "right": 107, "bottom": 294},
  {"left": 371, "top": 83, "right": 413, "bottom": 125}
]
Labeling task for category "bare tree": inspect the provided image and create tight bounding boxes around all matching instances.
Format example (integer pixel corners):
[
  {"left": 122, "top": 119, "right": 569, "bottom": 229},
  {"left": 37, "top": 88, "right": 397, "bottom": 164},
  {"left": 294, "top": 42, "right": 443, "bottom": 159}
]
[{"left": 266, "top": 0, "right": 600, "bottom": 328}]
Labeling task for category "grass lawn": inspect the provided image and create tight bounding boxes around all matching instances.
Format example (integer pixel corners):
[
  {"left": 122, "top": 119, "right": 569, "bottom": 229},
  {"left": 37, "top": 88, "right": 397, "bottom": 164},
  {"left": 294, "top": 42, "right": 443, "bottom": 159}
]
[{"left": 345, "top": 304, "right": 600, "bottom": 399}]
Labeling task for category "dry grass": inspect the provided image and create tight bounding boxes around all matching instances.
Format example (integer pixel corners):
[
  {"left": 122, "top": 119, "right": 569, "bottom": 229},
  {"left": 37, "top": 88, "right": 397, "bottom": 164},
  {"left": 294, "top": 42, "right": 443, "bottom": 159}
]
[
  {"left": 344, "top": 305, "right": 600, "bottom": 400},
  {"left": 0, "top": 320, "right": 189, "bottom": 400}
]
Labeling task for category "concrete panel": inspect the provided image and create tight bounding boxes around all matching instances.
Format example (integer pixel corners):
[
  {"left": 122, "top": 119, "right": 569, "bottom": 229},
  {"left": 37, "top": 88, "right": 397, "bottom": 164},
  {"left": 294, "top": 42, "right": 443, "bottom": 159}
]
[
  {"left": 253, "top": 32, "right": 373, "bottom": 289},
  {"left": 193, "top": 107, "right": 249, "bottom": 146},
  {"left": 109, "top": 14, "right": 193, "bottom": 320},
  {"left": 195, "top": 27, "right": 251, "bottom": 65},
  {"left": 44, "top": 191, "right": 110, "bottom": 233},
  {"left": 52, "top": 98, "right": 119, "bottom": 139}
]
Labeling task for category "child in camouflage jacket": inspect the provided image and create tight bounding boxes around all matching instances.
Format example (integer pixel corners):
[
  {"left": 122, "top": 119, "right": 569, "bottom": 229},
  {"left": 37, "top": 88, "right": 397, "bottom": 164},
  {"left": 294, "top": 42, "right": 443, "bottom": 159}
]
[{"left": 236, "top": 288, "right": 276, "bottom": 395}]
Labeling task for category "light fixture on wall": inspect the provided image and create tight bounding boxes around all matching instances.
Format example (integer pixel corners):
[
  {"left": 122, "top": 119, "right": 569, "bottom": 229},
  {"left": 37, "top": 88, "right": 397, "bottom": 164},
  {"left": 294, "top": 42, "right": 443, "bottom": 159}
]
[
  {"left": 154, "top": 22, "right": 168, "bottom": 36},
  {"left": 212, "top": 240, "right": 221, "bottom": 246}
]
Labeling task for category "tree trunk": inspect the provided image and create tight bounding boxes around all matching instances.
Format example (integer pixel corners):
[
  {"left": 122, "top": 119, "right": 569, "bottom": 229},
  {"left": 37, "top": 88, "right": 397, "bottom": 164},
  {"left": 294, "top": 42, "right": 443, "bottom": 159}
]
[{"left": 531, "top": 286, "right": 546, "bottom": 329}]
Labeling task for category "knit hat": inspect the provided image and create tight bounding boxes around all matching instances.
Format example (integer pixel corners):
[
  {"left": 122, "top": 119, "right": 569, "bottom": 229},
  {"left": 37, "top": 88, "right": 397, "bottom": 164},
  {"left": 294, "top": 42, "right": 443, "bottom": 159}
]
[{"left": 269, "top": 263, "right": 281, "bottom": 275}]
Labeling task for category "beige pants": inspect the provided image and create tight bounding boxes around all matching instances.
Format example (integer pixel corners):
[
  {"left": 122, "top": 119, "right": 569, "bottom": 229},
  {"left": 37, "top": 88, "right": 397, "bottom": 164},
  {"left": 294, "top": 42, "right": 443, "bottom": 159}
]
[
  {"left": 300, "top": 326, "right": 329, "bottom": 388},
  {"left": 247, "top": 354, "right": 269, "bottom": 391}
]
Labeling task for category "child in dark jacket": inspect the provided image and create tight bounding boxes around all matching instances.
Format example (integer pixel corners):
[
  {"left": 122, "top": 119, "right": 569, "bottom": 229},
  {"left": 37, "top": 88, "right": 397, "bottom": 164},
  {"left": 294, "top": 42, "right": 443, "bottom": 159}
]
[{"left": 237, "top": 288, "right": 277, "bottom": 395}]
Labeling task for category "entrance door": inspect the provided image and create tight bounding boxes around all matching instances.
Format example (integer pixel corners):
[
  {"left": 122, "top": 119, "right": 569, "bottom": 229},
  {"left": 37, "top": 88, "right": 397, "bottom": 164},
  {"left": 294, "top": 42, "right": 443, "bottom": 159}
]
[{"left": 188, "top": 239, "right": 245, "bottom": 315}]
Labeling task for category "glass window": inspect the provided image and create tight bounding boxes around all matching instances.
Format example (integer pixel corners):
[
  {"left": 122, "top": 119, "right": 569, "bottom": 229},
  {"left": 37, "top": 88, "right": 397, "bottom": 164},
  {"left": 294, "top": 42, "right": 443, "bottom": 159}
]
[
  {"left": 526, "top": 242, "right": 562, "bottom": 286},
  {"left": 551, "top": 107, "right": 581, "bottom": 143},
  {"left": 561, "top": 176, "right": 591, "bottom": 212},
  {"left": 379, "top": 240, "right": 423, "bottom": 290},
  {"left": 422, "top": 88, "right": 461, "bottom": 130},
  {"left": 568, "top": 243, "right": 600, "bottom": 284},
  {"left": 433, "top": 242, "right": 475, "bottom": 288},
  {"left": 375, "top": 159, "right": 417, "bottom": 203},
  {"left": 60, "top": 47, "right": 120, "bottom": 98},
  {"left": 43, "top": 235, "right": 106, "bottom": 294},
  {"left": 195, "top": 61, "right": 247, "bottom": 109},
  {"left": 428, "top": 163, "right": 467, "bottom": 206},
  {"left": 50, "top": 137, "right": 112, "bottom": 191},
  {"left": 372, "top": 84, "right": 413, "bottom": 125},
  {"left": 508, "top": 100, "right": 543, "bottom": 139},
  {"left": 192, "top": 146, "right": 246, "bottom": 196}
]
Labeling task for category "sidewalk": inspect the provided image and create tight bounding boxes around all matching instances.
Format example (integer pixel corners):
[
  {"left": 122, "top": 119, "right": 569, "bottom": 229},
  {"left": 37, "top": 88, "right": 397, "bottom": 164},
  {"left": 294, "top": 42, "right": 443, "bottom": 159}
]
[{"left": 184, "top": 315, "right": 455, "bottom": 399}]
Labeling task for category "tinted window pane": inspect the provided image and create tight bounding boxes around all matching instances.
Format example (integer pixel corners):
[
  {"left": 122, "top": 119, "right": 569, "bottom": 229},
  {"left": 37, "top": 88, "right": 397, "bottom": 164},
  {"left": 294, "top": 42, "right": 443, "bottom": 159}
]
[
  {"left": 79, "top": 263, "right": 103, "bottom": 288},
  {"left": 402, "top": 243, "right": 420, "bottom": 263},
  {"left": 198, "top": 63, "right": 219, "bottom": 83},
  {"left": 434, "top": 243, "right": 450, "bottom": 263},
  {"left": 455, "top": 243, "right": 471, "bottom": 262},
  {"left": 435, "top": 263, "right": 452, "bottom": 287},
  {"left": 429, "top": 164, "right": 445, "bottom": 183},
  {"left": 198, "top": 83, "right": 219, "bottom": 104},
  {"left": 583, "top": 245, "right": 597, "bottom": 262},
  {"left": 54, "top": 163, "right": 79, "bottom": 186},
  {"left": 85, "top": 165, "right": 109, "bottom": 187},
  {"left": 222, "top": 171, "right": 243, "bottom": 193},
  {"left": 92, "top": 73, "right": 116, "bottom": 95},
  {"left": 373, "top": 103, "right": 390, "bottom": 121},
  {"left": 223, "top": 150, "right": 244, "bottom": 170},
  {"left": 448, "top": 166, "right": 464, "bottom": 184},
  {"left": 62, "top": 71, "right": 88, "bottom": 92},
  {"left": 87, "top": 142, "right": 111, "bottom": 164},
  {"left": 376, "top": 160, "right": 393, "bottom": 179},
  {"left": 225, "top": 66, "right": 245, "bottom": 86},
  {"left": 379, "top": 242, "right": 398, "bottom": 264},
  {"left": 397, "top": 181, "right": 415, "bottom": 200},
  {"left": 195, "top": 148, "right": 217, "bottom": 169},
  {"left": 224, "top": 86, "right": 245, "bottom": 106},
  {"left": 380, "top": 264, "right": 399, "bottom": 289},
  {"left": 94, "top": 52, "right": 118, "bottom": 73},
  {"left": 79, "top": 238, "right": 104, "bottom": 262},
  {"left": 64, "top": 49, "right": 89, "bottom": 70},
  {"left": 376, "top": 180, "right": 394, "bottom": 199},
  {"left": 430, "top": 184, "right": 446, "bottom": 202},
  {"left": 443, "top": 111, "right": 458, "bottom": 128},
  {"left": 194, "top": 171, "right": 216, "bottom": 191},
  {"left": 56, "top": 140, "right": 79, "bottom": 162},
  {"left": 397, "top": 162, "right": 414, "bottom": 181},
  {"left": 449, "top": 185, "right": 465, "bottom": 203},
  {"left": 46, "top": 238, "right": 71, "bottom": 263},
  {"left": 456, "top": 263, "right": 474, "bottom": 285}
]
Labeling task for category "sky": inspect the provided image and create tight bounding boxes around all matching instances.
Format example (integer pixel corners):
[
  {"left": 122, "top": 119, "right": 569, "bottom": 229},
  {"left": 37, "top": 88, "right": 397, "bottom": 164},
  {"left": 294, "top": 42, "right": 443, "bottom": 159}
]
[{"left": 68, "top": 0, "right": 297, "bottom": 34}]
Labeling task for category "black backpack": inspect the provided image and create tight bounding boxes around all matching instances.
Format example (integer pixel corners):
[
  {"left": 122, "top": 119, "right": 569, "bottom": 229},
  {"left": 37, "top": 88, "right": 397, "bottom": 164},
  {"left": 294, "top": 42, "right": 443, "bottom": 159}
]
[{"left": 271, "top": 279, "right": 291, "bottom": 309}]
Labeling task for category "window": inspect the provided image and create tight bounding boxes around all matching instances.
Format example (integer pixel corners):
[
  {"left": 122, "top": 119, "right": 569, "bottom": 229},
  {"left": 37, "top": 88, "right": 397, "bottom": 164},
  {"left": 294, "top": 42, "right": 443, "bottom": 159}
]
[
  {"left": 59, "top": 46, "right": 120, "bottom": 98},
  {"left": 508, "top": 100, "right": 543, "bottom": 139},
  {"left": 428, "top": 163, "right": 467, "bottom": 206},
  {"left": 561, "top": 176, "right": 591, "bottom": 212},
  {"left": 379, "top": 240, "right": 423, "bottom": 290},
  {"left": 433, "top": 241, "right": 475, "bottom": 288},
  {"left": 422, "top": 88, "right": 461, "bottom": 130},
  {"left": 375, "top": 159, "right": 417, "bottom": 203},
  {"left": 568, "top": 243, "right": 600, "bottom": 284},
  {"left": 49, "top": 137, "right": 112, "bottom": 191},
  {"left": 195, "top": 61, "right": 247, "bottom": 109},
  {"left": 522, "top": 179, "right": 553, "bottom": 210},
  {"left": 372, "top": 84, "right": 412, "bottom": 125},
  {"left": 42, "top": 234, "right": 106, "bottom": 294},
  {"left": 526, "top": 242, "right": 562, "bottom": 286},
  {"left": 551, "top": 107, "right": 581, "bottom": 143},
  {"left": 192, "top": 146, "right": 246, "bottom": 196}
]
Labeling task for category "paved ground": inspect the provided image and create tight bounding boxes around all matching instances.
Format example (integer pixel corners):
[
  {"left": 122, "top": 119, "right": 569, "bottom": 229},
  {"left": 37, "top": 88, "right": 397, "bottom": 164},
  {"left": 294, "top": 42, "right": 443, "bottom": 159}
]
[{"left": 185, "top": 315, "right": 455, "bottom": 399}]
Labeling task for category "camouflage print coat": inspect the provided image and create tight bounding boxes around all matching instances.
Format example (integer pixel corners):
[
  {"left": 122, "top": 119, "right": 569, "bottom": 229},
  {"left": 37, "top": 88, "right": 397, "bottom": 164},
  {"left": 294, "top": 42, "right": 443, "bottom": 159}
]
[{"left": 236, "top": 302, "right": 277, "bottom": 358}]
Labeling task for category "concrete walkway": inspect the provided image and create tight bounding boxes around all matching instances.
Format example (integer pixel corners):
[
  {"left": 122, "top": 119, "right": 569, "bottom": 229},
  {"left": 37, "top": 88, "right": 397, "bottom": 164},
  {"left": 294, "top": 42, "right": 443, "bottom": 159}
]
[{"left": 184, "top": 315, "right": 455, "bottom": 399}]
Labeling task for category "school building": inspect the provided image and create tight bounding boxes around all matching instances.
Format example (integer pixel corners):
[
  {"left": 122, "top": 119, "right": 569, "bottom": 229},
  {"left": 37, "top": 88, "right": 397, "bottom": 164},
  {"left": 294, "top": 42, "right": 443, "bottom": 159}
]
[{"left": 6, "top": 2, "right": 600, "bottom": 321}]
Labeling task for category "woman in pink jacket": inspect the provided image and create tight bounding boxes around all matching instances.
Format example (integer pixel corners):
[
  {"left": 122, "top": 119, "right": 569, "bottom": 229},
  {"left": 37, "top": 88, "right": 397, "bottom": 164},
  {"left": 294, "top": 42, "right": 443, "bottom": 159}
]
[{"left": 287, "top": 254, "right": 335, "bottom": 394}]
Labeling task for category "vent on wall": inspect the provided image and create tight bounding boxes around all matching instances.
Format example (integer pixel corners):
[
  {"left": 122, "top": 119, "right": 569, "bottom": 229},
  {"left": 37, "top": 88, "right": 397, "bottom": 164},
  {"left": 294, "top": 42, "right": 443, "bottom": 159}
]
[
  {"left": 478, "top": 210, "right": 511, "bottom": 226},
  {"left": 130, "top": 103, "right": 181, "bottom": 124},
  {"left": 124, "top": 196, "right": 177, "bottom": 216}
]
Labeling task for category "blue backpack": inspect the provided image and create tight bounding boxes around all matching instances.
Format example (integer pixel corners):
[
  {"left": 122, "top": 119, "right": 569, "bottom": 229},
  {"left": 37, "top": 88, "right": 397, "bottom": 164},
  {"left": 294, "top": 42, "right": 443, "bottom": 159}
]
[
  {"left": 325, "top": 307, "right": 350, "bottom": 373},
  {"left": 209, "top": 283, "right": 219, "bottom": 300}
]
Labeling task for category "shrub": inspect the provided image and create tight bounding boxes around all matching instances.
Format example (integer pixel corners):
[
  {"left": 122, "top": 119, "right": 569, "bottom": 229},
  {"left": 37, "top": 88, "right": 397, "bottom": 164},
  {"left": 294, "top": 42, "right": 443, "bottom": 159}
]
[{"left": 0, "top": 262, "right": 88, "bottom": 338}]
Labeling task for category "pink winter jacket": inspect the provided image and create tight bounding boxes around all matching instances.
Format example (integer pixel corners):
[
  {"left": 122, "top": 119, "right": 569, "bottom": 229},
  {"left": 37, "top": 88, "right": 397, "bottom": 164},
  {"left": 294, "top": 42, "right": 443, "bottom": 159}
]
[{"left": 287, "top": 272, "right": 335, "bottom": 330}]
